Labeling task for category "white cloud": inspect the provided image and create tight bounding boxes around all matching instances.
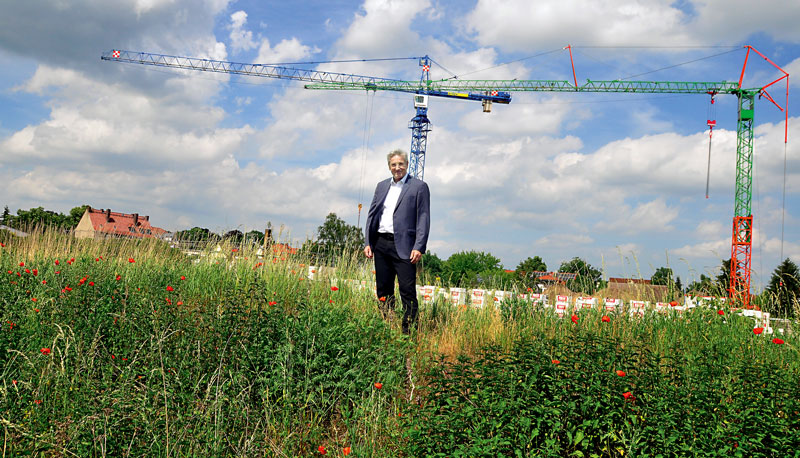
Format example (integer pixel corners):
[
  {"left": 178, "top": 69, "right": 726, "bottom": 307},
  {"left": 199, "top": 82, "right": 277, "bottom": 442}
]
[
  {"left": 785, "top": 57, "right": 800, "bottom": 87},
  {"left": 465, "top": 0, "right": 694, "bottom": 52},
  {"left": 229, "top": 11, "right": 258, "bottom": 52},
  {"left": 673, "top": 238, "right": 730, "bottom": 259},
  {"left": 695, "top": 220, "right": 725, "bottom": 239},
  {"left": 336, "top": 0, "right": 432, "bottom": 57},
  {"left": 535, "top": 233, "right": 594, "bottom": 248},
  {"left": 255, "top": 37, "right": 320, "bottom": 64},
  {"left": 464, "top": 0, "right": 800, "bottom": 53},
  {"left": 594, "top": 199, "right": 679, "bottom": 235},
  {"left": 459, "top": 95, "right": 587, "bottom": 136}
]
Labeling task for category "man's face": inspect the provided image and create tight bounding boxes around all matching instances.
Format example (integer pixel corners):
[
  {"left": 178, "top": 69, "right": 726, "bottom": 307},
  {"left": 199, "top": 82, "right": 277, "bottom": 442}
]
[{"left": 388, "top": 155, "right": 408, "bottom": 182}]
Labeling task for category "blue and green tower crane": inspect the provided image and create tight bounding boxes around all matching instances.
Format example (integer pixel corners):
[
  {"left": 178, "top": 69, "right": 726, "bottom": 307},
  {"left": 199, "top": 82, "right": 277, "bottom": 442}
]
[{"left": 102, "top": 46, "right": 788, "bottom": 308}]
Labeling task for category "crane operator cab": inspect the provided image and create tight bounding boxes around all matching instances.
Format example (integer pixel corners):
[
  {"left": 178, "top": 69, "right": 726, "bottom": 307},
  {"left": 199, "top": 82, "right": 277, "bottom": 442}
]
[{"left": 414, "top": 94, "right": 428, "bottom": 108}]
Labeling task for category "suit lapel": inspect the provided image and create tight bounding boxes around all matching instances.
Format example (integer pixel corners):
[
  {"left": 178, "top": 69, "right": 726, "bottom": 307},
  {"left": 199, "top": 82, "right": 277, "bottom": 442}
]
[{"left": 394, "top": 177, "right": 413, "bottom": 214}]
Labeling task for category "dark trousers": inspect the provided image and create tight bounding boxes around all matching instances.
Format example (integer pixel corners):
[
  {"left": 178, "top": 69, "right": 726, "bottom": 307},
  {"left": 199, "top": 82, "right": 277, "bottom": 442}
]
[{"left": 373, "top": 233, "right": 418, "bottom": 333}]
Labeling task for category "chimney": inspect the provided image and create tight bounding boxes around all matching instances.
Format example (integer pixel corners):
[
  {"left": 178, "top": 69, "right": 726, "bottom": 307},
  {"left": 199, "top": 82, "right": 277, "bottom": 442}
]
[
  {"left": 144, "top": 215, "right": 149, "bottom": 222},
  {"left": 105, "top": 209, "right": 111, "bottom": 222},
  {"left": 133, "top": 213, "right": 139, "bottom": 226}
]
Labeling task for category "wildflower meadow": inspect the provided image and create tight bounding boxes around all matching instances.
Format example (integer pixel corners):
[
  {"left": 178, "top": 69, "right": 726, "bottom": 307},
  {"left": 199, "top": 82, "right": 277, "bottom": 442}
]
[{"left": 1, "top": 230, "right": 799, "bottom": 457}]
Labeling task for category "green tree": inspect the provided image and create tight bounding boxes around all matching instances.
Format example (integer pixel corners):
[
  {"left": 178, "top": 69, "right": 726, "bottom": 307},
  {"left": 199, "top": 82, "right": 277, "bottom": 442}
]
[
  {"left": 175, "top": 227, "right": 216, "bottom": 241},
  {"left": 67, "top": 205, "right": 90, "bottom": 228},
  {"left": 13, "top": 207, "right": 66, "bottom": 230},
  {"left": 516, "top": 256, "right": 547, "bottom": 277},
  {"left": 651, "top": 267, "right": 673, "bottom": 286},
  {"left": 685, "top": 274, "right": 720, "bottom": 296},
  {"left": 559, "top": 257, "right": 604, "bottom": 294},
  {"left": 716, "top": 259, "right": 732, "bottom": 296},
  {"left": 313, "top": 213, "right": 365, "bottom": 262},
  {"left": 243, "top": 229, "right": 265, "bottom": 246},
  {"left": 443, "top": 250, "right": 506, "bottom": 288},
  {"left": 223, "top": 230, "right": 244, "bottom": 245},
  {"left": 3, "top": 205, "right": 87, "bottom": 231},
  {"left": 515, "top": 256, "right": 547, "bottom": 289},
  {"left": 420, "top": 252, "right": 445, "bottom": 284},
  {"left": 652, "top": 266, "right": 683, "bottom": 298},
  {"left": 1, "top": 206, "right": 10, "bottom": 226},
  {"left": 766, "top": 258, "right": 800, "bottom": 317}
]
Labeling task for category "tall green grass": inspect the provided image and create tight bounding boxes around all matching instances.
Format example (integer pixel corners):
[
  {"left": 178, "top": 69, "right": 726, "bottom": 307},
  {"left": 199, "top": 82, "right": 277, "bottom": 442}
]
[{"left": 1, "top": 230, "right": 798, "bottom": 457}]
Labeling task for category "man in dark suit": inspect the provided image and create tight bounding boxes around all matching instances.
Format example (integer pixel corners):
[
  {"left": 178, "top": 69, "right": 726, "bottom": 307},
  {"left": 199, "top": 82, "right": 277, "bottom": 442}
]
[{"left": 364, "top": 149, "right": 430, "bottom": 334}]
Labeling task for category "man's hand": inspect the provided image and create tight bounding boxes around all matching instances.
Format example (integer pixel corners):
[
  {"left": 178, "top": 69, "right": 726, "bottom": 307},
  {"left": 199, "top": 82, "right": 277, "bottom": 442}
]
[
  {"left": 410, "top": 250, "right": 422, "bottom": 264},
  {"left": 364, "top": 246, "right": 373, "bottom": 259}
]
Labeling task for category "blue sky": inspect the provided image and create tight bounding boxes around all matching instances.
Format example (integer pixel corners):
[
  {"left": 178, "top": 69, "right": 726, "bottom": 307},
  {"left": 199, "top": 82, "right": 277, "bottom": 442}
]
[{"left": 1, "top": 0, "right": 798, "bottom": 291}]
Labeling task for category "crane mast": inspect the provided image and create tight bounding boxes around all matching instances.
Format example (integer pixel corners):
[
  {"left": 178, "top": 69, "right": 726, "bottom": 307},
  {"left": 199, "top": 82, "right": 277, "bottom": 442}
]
[{"left": 102, "top": 48, "right": 789, "bottom": 309}]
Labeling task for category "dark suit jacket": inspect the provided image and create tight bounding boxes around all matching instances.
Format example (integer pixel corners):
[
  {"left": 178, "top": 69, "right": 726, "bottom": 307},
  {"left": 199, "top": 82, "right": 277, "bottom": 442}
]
[{"left": 365, "top": 176, "right": 430, "bottom": 260}]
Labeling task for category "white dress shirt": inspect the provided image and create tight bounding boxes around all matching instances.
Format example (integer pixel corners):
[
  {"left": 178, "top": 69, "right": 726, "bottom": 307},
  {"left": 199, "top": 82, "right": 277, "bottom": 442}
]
[{"left": 378, "top": 173, "right": 408, "bottom": 234}]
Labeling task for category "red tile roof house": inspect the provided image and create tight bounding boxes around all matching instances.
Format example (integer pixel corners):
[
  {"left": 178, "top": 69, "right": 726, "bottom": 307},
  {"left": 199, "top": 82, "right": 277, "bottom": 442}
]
[{"left": 74, "top": 207, "right": 168, "bottom": 240}]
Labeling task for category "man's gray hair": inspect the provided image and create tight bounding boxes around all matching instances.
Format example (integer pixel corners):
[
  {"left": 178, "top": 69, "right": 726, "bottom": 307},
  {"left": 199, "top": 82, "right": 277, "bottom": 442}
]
[{"left": 387, "top": 149, "right": 409, "bottom": 165}]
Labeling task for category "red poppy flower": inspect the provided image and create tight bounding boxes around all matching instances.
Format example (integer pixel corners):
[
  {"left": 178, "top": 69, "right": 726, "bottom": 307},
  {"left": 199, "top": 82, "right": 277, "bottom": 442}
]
[
  {"left": 317, "top": 445, "right": 327, "bottom": 455},
  {"left": 166, "top": 285, "right": 174, "bottom": 292},
  {"left": 40, "top": 348, "right": 51, "bottom": 356},
  {"left": 331, "top": 286, "right": 339, "bottom": 291},
  {"left": 69, "top": 258, "right": 75, "bottom": 263},
  {"left": 601, "top": 315, "right": 611, "bottom": 323},
  {"left": 329, "top": 300, "right": 334, "bottom": 304},
  {"left": 95, "top": 258, "right": 100, "bottom": 262},
  {"left": 25, "top": 268, "right": 31, "bottom": 274},
  {"left": 64, "top": 286, "right": 72, "bottom": 292},
  {"left": 343, "top": 446, "right": 351, "bottom": 456},
  {"left": 772, "top": 338, "right": 785, "bottom": 345},
  {"left": 615, "top": 370, "right": 626, "bottom": 377},
  {"left": 34, "top": 399, "right": 42, "bottom": 405},
  {"left": 268, "top": 301, "right": 277, "bottom": 306},
  {"left": 570, "top": 314, "right": 578, "bottom": 324},
  {"left": 753, "top": 327, "right": 764, "bottom": 335},
  {"left": 116, "top": 275, "right": 121, "bottom": 281},
  {"left": 128, "top": 258, "right": 135, "bottom": 263},
  {"left": 669, "top": 301, "right": 678, "bottom": 307},
  {"left": 180, "top": 276, "right": 186, "bottom": 280},
  {"left": 54, "top": 259, "right": 59, "bottom": 265},
  {"left": 42, "top": 280, "right": 47, "bottom": 284},
  {"left": 379, "top": 296, "right": 386, "bottom": 302},
  {"left": 0, "top": 242, "right": 4, "bottom": 247},
  {"left": 177, "top": 301, "right": 183, "bottom": 306},
  {"left": 32, "top": 269, "right": 38, "bottom": 276},
  {"left": 34, "top": 308, "right": 39, "bottom": 313},
  {"left": 54, "top": 271, "right": 60, "bottom": 275},
  {"left": 19, "top": 262, "right": 24, "bottom": 267},
  {"left": 717, "top": 310, "right": 724, "bottom": 315},
  {"left": 31, "top": 297, "right": 37, "bottom": 302},
  {"left": 88, "top": 281, "right": 95, "bottom": 286},
  {"left": 551, "top": 359, "right": 560, "bottom": 365},
  {"left": 374, "top": 382, "right": 383, "bottom": 390},
  {"left": 623, "top": 391, "right": 633, "bottom": 400}
]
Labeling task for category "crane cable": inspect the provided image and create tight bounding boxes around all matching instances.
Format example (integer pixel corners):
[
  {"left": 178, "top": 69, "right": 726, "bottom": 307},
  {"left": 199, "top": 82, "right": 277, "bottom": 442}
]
[
  {"left": 705, "top": 93, "right": 716, "bottom": 198},
  {"left": 357, "top": 90, "right": 375, "bottom": 228},
  {"left": 780, "top": 141, "right": 788, "bottom": 262}
]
